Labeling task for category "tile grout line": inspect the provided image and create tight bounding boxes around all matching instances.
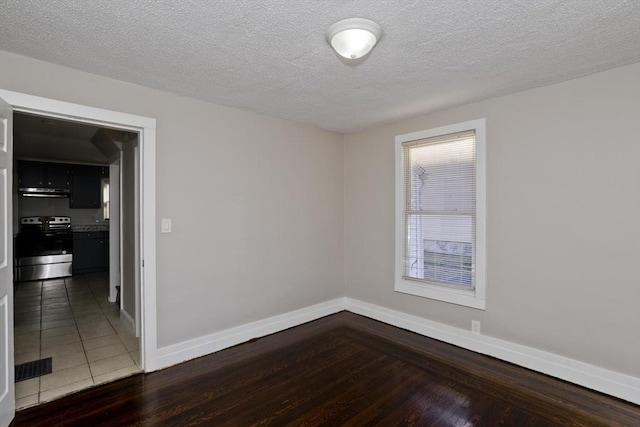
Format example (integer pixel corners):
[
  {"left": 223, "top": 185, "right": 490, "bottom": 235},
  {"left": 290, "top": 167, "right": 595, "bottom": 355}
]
[
  {"left": 73, "top": 275, "right": 137, "bottom": 383},
  {"left": 41, "top": 276, "right": 99, "bottom": 403},
  {"left": 66, "top": 275, "right": 97, "bottom": 386},
  {"left": 17, "top": 274, "right": 140, "bottom": 407},
  {"left": 40, "top": 279, "right": 72, "bottom": 402},
  {"left": 88, "top": 274, "right": 140, "bottom": 371},
  {"left": 84, "top": 275, "right": 116, "bottom": 372},
  {"left": 88, "top": 276, "right": 138, "bottom": 377},
  {"left": 13, "top": 281, "right": 39, "bottom": 408}
]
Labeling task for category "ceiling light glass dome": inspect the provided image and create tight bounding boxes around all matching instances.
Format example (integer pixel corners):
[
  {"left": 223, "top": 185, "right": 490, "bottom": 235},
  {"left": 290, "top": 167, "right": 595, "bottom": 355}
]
[{"left": 326, "top": 18, "right": 383, "bottom": 60}]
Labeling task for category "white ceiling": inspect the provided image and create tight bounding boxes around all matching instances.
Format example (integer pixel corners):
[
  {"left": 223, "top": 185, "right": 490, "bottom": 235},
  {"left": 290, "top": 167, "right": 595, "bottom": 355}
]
[{"left": 1, "top": 1, "right": 638, "bottom": 133}]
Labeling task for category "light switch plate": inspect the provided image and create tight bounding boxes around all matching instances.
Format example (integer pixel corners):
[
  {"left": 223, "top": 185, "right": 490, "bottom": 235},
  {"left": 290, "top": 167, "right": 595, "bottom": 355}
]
[{"left": 161, "top": 218, "right": 172, "bottom": 233}]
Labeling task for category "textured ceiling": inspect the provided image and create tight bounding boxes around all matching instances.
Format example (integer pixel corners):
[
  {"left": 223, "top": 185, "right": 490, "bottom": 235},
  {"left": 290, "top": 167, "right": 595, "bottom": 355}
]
[{"left": 0, "top": 1, "right": 638, "bottom": 133}]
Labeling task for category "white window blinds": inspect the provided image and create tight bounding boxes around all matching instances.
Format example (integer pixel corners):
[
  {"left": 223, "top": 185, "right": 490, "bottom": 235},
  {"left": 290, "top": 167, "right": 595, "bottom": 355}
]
[{"left": 402, "top": 130, "right": 476, "bottom": 288}]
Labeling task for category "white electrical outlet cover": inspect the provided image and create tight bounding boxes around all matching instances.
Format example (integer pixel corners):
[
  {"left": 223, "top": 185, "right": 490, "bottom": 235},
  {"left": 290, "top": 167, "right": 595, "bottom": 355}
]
[{"left": 471, "top": 320, "right": 481, "bottom": 334}]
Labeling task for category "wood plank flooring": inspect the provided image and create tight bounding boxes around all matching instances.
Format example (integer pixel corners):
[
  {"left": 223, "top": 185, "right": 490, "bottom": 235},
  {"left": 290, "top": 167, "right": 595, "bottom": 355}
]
[{"left": 12, "top": 312, "right": 640, "bottom": 426}]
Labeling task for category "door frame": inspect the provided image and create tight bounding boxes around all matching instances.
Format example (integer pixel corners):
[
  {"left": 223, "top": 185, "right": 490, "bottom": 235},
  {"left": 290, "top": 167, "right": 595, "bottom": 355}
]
[
  {"left": 0, "top": 95, "right": 15, "bottom": 427},
  {"left": 0, "top": 89, "right": 158, "bottom": 372}
]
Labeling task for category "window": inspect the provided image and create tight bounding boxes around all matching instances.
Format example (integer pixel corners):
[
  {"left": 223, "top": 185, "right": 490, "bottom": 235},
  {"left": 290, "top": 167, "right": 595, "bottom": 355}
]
[
  {"left": 102, "top": 178, "right": 110, "bottom": 220},
  {"left": 395, "top": 119, "right": 486, "bottom": 309}
]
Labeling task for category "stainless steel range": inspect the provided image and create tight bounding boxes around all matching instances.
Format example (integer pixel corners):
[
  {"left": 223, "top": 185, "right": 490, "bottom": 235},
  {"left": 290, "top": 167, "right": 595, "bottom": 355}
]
[{"left": 15, "top": 216, "right": 73, "bottom": 281}]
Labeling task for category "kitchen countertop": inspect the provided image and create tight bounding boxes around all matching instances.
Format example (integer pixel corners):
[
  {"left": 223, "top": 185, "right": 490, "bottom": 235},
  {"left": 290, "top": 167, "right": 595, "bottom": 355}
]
[{"left": 73, "top": 224, "right": 109, "bottom": 232}]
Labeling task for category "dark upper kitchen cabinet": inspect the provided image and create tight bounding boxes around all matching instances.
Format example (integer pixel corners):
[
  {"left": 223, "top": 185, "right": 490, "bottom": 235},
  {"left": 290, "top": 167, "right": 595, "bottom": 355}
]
[
  {"left": 18, "top": 160, "right": 108, "bottom": 208},
  {"left": 18, "top": 161, "right": 69, "bottom": 189},
  {"left": 73, "top": 231, "right": 108, "bottom": 274},
  {"left": 69, "top": 165, "right": 108, "bottom": 208}
]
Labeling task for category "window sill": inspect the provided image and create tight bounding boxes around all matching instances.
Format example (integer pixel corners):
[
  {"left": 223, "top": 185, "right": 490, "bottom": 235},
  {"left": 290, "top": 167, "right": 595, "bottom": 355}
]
[{"left": 395, "top": 279, "right": 486, "bottom": 310}]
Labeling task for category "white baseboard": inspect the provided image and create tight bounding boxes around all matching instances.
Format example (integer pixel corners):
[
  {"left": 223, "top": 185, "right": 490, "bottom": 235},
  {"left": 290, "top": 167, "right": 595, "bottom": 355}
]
[
  {"left": 345, "top": 298, "right": 640, "bottom": 405},
  {"left": 120, "top": 308, "right": 136, "bottom": 336},
  {"left": 155, "top": 298, "right": 346, "bottom": 370},
  {"left": 108, "top": 283, "right": 119, "bottom": 303},
  {"left": 151, "top": 295, "right": 639, "bottom": 404}
]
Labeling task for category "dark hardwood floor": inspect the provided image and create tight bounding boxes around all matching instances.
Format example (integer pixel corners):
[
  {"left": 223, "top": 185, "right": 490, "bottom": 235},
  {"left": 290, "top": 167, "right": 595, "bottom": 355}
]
[{"left": 12, "top": 312, "right": 640, "bottom": 426}]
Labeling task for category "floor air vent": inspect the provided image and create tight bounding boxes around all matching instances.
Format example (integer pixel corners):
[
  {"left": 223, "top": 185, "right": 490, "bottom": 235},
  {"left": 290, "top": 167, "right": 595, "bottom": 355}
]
[{"left": 15, "top": 358, "right": 53, "bottom": 382}]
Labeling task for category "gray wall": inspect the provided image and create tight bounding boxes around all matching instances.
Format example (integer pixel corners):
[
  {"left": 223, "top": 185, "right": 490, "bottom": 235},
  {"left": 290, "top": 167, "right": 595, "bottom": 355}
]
[
  {"left": 344, "top": 63, "right": 640, "bottom": 377},
  {"left": 2, "top": 49, "right": 637, "bottom": 379},
  {"left": 0, "top": 50, "right": 345, "bottom": 348}
]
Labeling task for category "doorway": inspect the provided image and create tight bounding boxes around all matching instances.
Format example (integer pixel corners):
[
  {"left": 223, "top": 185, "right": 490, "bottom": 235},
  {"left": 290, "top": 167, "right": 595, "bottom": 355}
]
[
  {"left": 12, "top": 113, "right": 141, "bottom": 408},
  {"left": 0, "top": 90, "right": 157, "bottom": 418}
]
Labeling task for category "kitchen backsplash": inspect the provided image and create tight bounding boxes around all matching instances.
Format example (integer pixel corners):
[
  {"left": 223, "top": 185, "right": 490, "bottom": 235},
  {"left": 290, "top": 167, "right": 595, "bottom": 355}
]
[{"left": 18, "top": 196, "right": 108, "bottom": 226}]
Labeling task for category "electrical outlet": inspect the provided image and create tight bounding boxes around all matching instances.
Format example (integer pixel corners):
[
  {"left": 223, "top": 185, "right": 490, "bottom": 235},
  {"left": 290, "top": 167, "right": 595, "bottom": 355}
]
[{"left": 471, "top": 320, "right": 481, "bottom": 335}]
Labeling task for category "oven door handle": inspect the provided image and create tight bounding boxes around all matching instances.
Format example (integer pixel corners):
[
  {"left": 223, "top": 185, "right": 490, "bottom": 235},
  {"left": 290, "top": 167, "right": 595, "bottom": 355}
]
[
  {"left": 21, "top": 193, "right": 69, "bottom": 198},
  {"left": 37, "top": 231, "right": 72, "bottom": 238}
]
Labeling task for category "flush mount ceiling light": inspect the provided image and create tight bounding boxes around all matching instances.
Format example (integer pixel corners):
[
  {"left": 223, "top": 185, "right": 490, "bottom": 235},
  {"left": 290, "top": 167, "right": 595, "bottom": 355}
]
[{"left": 326, "top": 18, "right": 383, "bottom": 60}]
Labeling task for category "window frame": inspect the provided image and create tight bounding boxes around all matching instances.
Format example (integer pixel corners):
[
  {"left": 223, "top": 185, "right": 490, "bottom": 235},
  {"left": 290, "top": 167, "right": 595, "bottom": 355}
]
[
  {"left": 395, "top": 118, "right": 487, "bottom": 310},
  {"left": 102, "top": 177, "right": 110, "bottom": 220}
]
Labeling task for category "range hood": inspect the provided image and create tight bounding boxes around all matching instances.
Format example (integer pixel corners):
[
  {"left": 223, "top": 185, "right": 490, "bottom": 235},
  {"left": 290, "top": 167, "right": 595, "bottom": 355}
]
[{"left": 19, "top": 187, "right": 70, "bottom": 198}]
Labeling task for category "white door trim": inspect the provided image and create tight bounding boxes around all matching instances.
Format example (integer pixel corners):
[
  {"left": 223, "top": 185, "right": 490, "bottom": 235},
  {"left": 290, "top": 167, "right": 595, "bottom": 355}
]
[
  {"left": 0, "top": 89, "right": 159, "bottom": 372},
  {"left": 0, "top": 94, "right": 15, "bottom": 427},
  {"left": 108, "top": 161, "right": 120, "bottom": 303}
]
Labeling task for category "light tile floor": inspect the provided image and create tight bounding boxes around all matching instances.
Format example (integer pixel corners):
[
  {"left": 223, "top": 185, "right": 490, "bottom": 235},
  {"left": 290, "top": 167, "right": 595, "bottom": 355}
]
[{"left": 13, "top": 273, "right": 141, "bottom": 410}]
